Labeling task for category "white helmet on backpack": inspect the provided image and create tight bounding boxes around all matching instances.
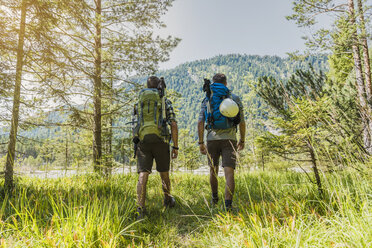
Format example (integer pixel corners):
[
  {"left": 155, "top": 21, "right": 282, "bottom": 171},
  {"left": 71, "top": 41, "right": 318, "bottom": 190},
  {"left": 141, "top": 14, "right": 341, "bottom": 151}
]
[{"left": 219, "top": 98, "right": 239, "bottom": 118}]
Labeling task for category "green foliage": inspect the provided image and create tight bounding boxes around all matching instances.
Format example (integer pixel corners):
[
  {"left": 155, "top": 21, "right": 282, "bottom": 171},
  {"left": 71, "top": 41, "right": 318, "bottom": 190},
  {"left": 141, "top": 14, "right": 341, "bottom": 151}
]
[
  {"left": 256, "top": 65, "right": 367, "bottom": 175},
  {"left": 256, "top": 68, "right": 332, "bottom": 196},
  {"left": 286, "top": 0, "right": 348, "bottom": 51},
  {"left": 196, "top": 171, "right": 371, "bottom": 247},
  {"left": 159, "top": 54, "right": 328, "bottom": 134},
  {"left": 328, "top": 16, "right": 355, "bottom": 83},
  {"left": 0, "top": 54, "right": 329, "bottom": 170},
  {"left": 255, "top": 67, "right": 329, "bottom": 155},
  {"left": 175, "top": 129, "right": 201, "bottom": 170},
  {"left": 260, "top": 96, "right": 332, "bottom": 154},
  {"left": 0, "top": 171, "right": 370, "bottom": 246}
]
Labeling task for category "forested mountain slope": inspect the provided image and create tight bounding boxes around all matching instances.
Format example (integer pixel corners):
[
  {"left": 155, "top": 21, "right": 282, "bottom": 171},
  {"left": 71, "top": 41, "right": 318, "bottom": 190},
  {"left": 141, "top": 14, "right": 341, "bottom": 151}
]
[
  {"left": 159, "top": 54, "right": 328, "bottom": 134},
  {"left": 0, "top": 54, "right": 328, "bottom": 155}
]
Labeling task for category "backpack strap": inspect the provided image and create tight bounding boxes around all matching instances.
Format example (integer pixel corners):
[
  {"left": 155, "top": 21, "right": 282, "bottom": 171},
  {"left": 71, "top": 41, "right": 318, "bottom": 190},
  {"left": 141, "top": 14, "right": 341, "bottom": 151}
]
[
  {"left": 154, "top": 101, "right": 158, "bottom": 124},
  {"left": 140, "top": 101, "right": 144, "bottom": 125},
  {"left": 162, "top": 96, "right": 166, "bottom": 123},
  {"left": 227, "top": 91, "right": 232, "bottom": 99},
  {"left": 204, "top": 97, "right": 213, "bottom": 130}
]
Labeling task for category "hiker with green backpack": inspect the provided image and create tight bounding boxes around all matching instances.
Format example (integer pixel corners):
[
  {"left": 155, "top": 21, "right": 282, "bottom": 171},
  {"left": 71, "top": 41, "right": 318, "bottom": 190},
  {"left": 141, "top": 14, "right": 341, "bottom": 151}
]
[
  {"left": 133, "top": 76, "right": 179, "bottom": 219},
  {"left": 198, "top": 73, "right": 246, "bottom": 211}
]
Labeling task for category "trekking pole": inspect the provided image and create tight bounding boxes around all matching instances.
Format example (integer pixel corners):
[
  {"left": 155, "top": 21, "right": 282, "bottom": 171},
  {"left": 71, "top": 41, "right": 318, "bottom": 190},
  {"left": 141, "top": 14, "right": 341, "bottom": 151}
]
[
  {"left": 203, "top": 79, "right": 213, "bottom": 128},
  {"left": 132, "top": 104, "right": 139, "bottom": 159},
  {"left": 159, "top": 77, "right": 169, "bottom": 139},
  {"left": 133, "top": 137, "right": 140, "bottom": 159},
  {"left": 160, "top": 77, "right": 166, "bottom": 125}
]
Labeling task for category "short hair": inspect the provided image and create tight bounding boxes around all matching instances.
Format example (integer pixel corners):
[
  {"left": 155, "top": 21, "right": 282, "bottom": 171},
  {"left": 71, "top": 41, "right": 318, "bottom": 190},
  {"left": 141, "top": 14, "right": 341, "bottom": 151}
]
[
  {"left": 147, "top": 76, "right": 160, "bottom": 88},
  {"left": 213, "top": 73, "right": 227, "bottom": 84}
]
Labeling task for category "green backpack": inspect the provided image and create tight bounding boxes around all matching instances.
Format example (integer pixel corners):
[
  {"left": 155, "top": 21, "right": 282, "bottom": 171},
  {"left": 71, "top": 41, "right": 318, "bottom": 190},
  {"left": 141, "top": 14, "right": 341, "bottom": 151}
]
[{"left": 135, "top": 88, "right": 169, "bottom": 142}]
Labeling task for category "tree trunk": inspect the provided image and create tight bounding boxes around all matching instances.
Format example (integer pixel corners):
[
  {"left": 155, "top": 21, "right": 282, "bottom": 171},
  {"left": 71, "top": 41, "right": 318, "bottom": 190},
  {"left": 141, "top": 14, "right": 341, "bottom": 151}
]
[
  {"left": 4, "top": 0, "right": 27, "bottom": 191},
  {"left": 121, "top": 139, "right": 130, "bottom": 173},
  {"left": 307, "top": 141, "right": 323, "bottom": 196},
  {"left": 357, "top": 0, "right": 372, "bottom": 154},
  {"left": 357, "top": 0, "right": 372, "bottom": 99},
  {"left": 93, "top": 0, "right": 102, "bottom": 172},
  {"left": 107, "top": 73, "right": 114, "bottom": 175},
  {"left": 348, "top": 0, "right": 372, "bottom": 154},
  {"left": 128, "top": 138, "right": 132, "bottom": 173},
  {"left": 65, "top": 133, "right": 68, "bottom": 176}
]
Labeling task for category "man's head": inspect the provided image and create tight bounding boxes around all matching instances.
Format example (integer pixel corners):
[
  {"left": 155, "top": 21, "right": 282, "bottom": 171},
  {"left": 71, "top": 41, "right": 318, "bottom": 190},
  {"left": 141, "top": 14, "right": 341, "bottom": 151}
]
[
  {"left": 213, "top": 73, "right": 227, "bottom": 85},
  {"left": 147, "top": 76, "right": 161, "bottom": 88}
]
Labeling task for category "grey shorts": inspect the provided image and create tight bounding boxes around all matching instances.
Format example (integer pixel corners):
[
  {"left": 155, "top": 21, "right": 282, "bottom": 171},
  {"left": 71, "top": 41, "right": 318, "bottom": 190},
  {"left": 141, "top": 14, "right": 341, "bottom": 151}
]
[
  {"left": 137, "top": 135, "right": 170, "bottom": 173},
  {"left": 207, "top": 140, "right": 237, "bottom": 169}
]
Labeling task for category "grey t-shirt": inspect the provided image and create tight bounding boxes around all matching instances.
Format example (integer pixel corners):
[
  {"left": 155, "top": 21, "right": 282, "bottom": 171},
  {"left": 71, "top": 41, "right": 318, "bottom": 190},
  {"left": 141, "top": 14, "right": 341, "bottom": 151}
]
[{"left": 199, "top": 94, "right": 244, "bottom": 141}]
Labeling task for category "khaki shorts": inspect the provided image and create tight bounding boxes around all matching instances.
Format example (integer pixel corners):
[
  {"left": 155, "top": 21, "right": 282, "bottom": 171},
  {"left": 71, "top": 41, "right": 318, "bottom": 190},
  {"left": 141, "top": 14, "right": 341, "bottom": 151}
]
[
  {"left": 207, "top": 140, "right": 237, "bottom": 169},
  {"left": 137, "top": 135, "right": 170, "bottom": 173}
]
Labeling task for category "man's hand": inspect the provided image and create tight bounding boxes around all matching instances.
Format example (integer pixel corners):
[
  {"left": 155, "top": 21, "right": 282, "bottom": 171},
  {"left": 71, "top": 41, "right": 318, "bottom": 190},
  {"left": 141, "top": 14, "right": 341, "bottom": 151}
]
[
  {"left": 199, "top": 143, "right": 207, "bottom": 155},
  {"left": 170, "top": 121, "right": 178, "bottom": 159},
  {"left": 238, "top": 121, "right": 246, "bottom": 151},
  {"left": 171, "top": 148, "right": 178, "bottom": 159},
  {"left": 197, "top": 120, "right": 206, "bottom": 155},
  {"left": 237, "top": 140, "right": 245, "bottom": 151}
]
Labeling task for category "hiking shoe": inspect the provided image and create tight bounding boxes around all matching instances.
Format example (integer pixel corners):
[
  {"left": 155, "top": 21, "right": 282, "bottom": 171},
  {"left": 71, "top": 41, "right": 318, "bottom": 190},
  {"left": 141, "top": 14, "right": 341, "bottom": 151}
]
[
  {"left": 211, "top": 196, "right": 219, "bottom": 206},
  {"left": 223, "top": 204, "right": 239, "bottom": 213},
  {"left": 135, "top": 207, "right": 146, "bottom": 220},
  {"left": 164, "top": 196, "right": 176, "bottom": 208}
]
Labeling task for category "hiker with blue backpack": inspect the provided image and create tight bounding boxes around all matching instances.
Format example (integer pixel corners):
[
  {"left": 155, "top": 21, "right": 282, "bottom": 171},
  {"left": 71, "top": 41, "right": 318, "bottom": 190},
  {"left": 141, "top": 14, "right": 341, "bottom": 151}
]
[
  {"left": 198, "top": 73, "right": 246, "bottom": 211},
  {"left": 133, "top": 76, "right": 179, "bottom": 219}
]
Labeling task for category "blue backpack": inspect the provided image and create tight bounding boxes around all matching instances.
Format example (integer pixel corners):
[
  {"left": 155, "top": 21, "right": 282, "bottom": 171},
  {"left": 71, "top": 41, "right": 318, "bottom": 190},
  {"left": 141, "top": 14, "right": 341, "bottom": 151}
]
[{"left": 204, "top": 83, "right": 237, "bottom": 130}]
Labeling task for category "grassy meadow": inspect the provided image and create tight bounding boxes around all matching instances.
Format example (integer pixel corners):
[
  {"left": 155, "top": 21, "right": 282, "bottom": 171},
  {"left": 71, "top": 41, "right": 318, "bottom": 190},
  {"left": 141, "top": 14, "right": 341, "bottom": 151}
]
[{"left": 0, "top": 170, "right": 371, "bottom": 247}]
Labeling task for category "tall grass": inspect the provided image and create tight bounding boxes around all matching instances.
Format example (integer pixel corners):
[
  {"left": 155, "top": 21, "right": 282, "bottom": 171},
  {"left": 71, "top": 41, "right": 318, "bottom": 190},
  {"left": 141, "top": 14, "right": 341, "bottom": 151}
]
[
  {"left": 0, "top": 174, "right": 138, "bottom": 247},
  {"left": 196, "top": 171, "right": 371, "bottom": 247},
  {"left": 0, "top": 170, "right": 370, "bottom": 247}
]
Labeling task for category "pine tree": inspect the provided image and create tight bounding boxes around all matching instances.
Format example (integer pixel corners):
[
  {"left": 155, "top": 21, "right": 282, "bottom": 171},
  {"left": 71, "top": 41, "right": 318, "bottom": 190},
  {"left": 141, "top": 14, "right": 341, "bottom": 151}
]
[
  {"left": 256, "top": 68, "right": 330, "bottom": 195},
  {"left": 288, "top": 0, "right": 372, "bottom": 154},
  {"left": 356, "top": 0, "right": 372, "bottom": 97},
  {"left": 0, "top": 0, "right": 60, "bottom": 191},
  {"left": 47, "top": 0, "right": 180, "bottom": 172}
]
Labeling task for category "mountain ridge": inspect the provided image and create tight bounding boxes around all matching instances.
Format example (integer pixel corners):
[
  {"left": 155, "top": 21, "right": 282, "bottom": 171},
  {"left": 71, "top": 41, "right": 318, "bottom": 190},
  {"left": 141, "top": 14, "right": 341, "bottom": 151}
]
[
  {"left": 157, "top": 54, "right": 328, "bottom": 134},
  {"left": 0, "top": 54, "right": 329, "bottom": 147}
]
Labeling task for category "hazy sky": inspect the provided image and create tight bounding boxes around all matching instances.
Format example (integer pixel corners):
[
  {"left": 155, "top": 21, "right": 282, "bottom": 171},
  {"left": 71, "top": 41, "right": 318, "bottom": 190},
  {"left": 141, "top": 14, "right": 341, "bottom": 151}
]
[{"left": 157, "top": 0, "right": 317, "bottom": 69}]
